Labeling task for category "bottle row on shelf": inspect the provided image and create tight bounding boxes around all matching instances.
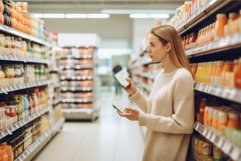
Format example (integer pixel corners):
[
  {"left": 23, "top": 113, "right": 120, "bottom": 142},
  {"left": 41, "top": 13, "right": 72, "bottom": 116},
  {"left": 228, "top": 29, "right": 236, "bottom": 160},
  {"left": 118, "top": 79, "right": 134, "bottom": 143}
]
[
  {"left": 61, "top": 80, "right": 94, "bottom": 89},
  {"left": 0, "top": 33, "right": 50, "bottom": 59},
  {"left": 169, "top": 0, "right": 213, "bottom": 30},
  {"left": 14, "top": 118, "right": 64, "bottom": 161},
  {"left": 0, "top": 87, "right": 49, "bottom": 131},
  {"left": 62, "top": 47, "right": 94, "bottom": 57},
  {"left": 61, "top": 69, "right": 94, "bottom": 78},
  {"left": 0, "top": 63, "right": 48, "bottom": 89},
  {"left": 0, "top": 0, "right": 57, "bottom": 44},
  {"left": 191, "top": 131, "right": 239, "bottom": 161},
  {"left": 183, "top": 10, "right": 241, "bottom": 48},
  {"left": 191, "top": 58, "right": 241, "bottom": 90},
  {"left": 0, "top": 114, "right": 64, "bottom": 161}
]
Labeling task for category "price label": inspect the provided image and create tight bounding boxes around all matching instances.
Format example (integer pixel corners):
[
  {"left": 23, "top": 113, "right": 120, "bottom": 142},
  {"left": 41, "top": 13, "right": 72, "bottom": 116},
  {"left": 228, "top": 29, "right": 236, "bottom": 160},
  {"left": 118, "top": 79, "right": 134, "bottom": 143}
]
[
  {"left": 203, "top": 128, "right": 208, "bottom": 137},
  {"left": 228, "top": 89, "right": 236, "bottom": 100},
  {"left": 217, "top": 138, "right": 224, "bottom": 148},
  {"left": 223, "top": 141, "right": 232, "bottom": 154},
  {"left": 215, "top": 87, "right": 221, "bottom": 96},
  {"left": 210, "top": 134, "right": 217, "bottom": 143},
  {"left": 234, "top": 91, "right": 241, "bottom": 103},
  {"left": 10, "top": 126, "right": 15, "bottom": 132},
  {"left": 7, "top": 128, "right": 12, "bottom": 135},
  {"left": 206, "top": 131, "right": 212, "bottom": 140}
]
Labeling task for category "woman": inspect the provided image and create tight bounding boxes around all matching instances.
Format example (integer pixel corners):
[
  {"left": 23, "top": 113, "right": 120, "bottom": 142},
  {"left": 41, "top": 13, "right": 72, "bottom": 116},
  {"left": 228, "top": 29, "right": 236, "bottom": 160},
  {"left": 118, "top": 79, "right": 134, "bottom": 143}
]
[{"left": 118, "top": 25, "right": 194, "bottom": 161}]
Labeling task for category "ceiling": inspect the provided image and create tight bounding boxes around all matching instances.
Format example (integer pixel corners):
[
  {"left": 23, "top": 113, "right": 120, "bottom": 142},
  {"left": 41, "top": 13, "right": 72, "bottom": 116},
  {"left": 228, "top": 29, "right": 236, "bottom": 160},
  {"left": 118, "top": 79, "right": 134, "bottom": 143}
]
[{"left": 16, "top": 0, "right": 185, "bottom": 14}]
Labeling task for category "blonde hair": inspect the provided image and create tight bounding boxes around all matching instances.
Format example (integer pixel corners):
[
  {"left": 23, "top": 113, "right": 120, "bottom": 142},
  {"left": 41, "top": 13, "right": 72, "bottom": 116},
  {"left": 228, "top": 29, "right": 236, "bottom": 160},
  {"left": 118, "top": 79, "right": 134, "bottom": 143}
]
[{"left": 150, "top": 25, "right": 192, "bottom": 75}]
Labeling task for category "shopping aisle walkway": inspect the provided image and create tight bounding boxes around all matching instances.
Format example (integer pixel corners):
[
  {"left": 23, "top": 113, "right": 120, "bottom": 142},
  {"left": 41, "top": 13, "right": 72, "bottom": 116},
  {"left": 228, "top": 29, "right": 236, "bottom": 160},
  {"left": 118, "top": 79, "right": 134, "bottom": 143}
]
[{"left": 33, "top": 88, "right": 145, "bottom": 161}]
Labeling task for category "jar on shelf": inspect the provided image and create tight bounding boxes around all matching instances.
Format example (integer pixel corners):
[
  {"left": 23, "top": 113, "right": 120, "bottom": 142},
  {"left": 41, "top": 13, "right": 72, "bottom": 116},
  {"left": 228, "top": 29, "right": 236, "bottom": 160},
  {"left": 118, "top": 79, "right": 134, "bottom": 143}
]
[
  {"left": 227, "top": 112, "right": 240, "bottom": 129},
  {"left": 215, "top": 13, "right": 228, "bottom": 40}
]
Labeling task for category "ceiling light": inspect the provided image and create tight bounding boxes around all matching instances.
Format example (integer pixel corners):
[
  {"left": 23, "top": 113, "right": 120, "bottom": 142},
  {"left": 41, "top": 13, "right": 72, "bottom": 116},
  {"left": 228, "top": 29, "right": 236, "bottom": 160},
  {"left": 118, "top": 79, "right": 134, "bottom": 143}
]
[
  {"left": 129, "top": 14, "right": 149, "bottom": 19},
  {"left": 102, "top": 9, "right": 175, "bottom": 14},
  {"left": 87, "top": 14, "right": 110, "bottom": 18},
  {"left": 65, "top": 14, "right": 87, "bottom": 18},
  {"left": 149, "top": 14, "right": 169, "bottom": 19},
  {"left": 43, "top": 14, "right": 65, "bottom": 18}
]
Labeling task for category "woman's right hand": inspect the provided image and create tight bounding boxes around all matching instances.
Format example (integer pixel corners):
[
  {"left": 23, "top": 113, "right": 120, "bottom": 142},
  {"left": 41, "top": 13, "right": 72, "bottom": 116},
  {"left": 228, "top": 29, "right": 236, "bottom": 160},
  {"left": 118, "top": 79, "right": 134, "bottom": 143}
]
[{"left": 125, "top": 78, "right": 137, "bottom": 97}]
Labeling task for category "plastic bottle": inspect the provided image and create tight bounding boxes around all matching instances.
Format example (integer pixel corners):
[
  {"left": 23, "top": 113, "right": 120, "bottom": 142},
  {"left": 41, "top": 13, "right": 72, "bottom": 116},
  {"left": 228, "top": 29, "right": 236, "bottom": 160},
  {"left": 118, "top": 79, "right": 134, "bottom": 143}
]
[{"left": 215, "top": 14, "right": 228, "bottom": 40}]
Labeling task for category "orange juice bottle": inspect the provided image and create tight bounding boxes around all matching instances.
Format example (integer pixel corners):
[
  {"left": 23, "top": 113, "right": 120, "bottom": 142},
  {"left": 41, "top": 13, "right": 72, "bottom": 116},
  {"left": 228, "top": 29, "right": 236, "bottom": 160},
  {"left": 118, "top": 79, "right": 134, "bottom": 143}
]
[
  {"left": 217, "top": 110, "right": 228, "bottom": 132},
  {"left": 212, "top": 109, "right": 219, "bottom": 129},
  {"left": 234, "top": 58, "right": 241, "bottom": 89},
  {"left": 228, "top": 12, "right": 238, "bottom": 36},
  {"left": 227, "top": 112, "right": 240, "bottom": 129},
  {"left": 215, "top": 14, "right": 228, "bottom": 40}
]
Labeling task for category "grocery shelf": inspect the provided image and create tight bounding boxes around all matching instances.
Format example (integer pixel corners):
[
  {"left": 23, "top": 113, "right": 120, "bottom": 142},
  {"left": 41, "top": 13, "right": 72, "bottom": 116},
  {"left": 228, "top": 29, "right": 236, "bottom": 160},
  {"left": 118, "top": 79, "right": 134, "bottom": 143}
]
[
  {"left": 194, "top": 122, "right": 241, "bottom": 161},
  {"left": 194, "top": 83, "right": 241, "bottom": 104},
  {"left": 62, "top": 108, "right": 98, "bottom": 121},
  {"left": 177, "top": 0, "right": 230, "bottom": 35},
  {"left": 61, "top": 55, "right": 93, "bottom": 59},
  {"left": 0, "top": 25, "right": 51, "bottom": 47},
  {"left": 61, "top": 87, "right": 93, "bottom": 92},
  {"left": 61, "top": 98, "right": 93, "bottom": 103},
  {"left": 0, "top": 80, "right": 50, "bottom": 94},
  {"left": 60, "top": 65, "right": 94, "bottom": 70},
  {"left": 186, "top": 34, "right": 241, "bottom": 58},
  {"left": 0, "top": 107, "right": 50, "bottom": 140},
  {"left": 14, "top": 118, "right": 65, "bottom": 161},
  {"left": 0, "top": 55, "right": 50, "bottom": 64},
  {"left": 50, "top": 67, "right": 60, "bottom": 73},
  {"left": 60, "top": 76, "right": 93, "bottom": 81}
]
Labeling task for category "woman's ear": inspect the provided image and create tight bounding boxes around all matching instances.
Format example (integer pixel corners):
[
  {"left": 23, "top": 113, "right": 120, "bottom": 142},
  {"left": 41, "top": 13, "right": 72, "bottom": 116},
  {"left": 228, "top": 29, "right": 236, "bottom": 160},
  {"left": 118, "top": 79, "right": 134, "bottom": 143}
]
[{"left": 165, "top": 43, "right": 171, "bottom": 52}]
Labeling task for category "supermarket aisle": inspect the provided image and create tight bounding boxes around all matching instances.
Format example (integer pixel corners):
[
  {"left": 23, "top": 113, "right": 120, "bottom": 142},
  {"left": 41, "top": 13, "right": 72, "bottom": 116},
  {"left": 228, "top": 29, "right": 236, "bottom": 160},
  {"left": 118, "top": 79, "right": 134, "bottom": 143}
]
[{"left": 33, "top": 87, "right": 145, "bottom": 161}]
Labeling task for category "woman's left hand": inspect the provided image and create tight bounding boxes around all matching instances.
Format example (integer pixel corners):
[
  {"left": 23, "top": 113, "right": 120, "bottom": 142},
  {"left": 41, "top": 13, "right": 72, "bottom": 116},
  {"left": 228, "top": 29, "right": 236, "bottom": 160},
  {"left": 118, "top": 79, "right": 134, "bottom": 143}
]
[{"left": 118, "top": 107, "right": 140, "bottom": 121}]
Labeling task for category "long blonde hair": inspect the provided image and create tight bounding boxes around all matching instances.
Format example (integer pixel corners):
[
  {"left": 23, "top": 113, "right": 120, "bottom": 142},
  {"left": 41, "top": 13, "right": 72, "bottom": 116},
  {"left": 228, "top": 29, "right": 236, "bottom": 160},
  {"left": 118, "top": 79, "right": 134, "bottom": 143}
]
[{"left": 150, "top": 25, "right": 192, "bottom": 75}]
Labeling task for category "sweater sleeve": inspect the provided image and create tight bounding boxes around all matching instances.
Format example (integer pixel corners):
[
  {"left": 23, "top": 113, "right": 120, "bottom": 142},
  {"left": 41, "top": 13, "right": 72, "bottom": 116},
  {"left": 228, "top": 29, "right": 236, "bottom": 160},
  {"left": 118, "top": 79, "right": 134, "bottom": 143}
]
[
  {"left": 138, "top": 75, "right": 194, "bottom": 134},
  {"left": 129, "top": 89, "right": 149, "bottom": 113}
]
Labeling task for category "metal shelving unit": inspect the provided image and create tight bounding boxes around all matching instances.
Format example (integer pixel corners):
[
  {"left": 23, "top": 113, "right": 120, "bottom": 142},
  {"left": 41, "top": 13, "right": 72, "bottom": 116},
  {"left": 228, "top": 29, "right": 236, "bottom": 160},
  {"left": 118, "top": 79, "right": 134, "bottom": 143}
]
[
  {"left": 0, "top": 25, "right": 51, "bottom": 46},
  {"left": 194, "top": 122, "right": 241, "bottom": 161},
  {"left": 14, "top": 118, "right": 65, "bottom": 161},
  {"left": 0, "top": 80, "right": 50, "bottom": 94},
  {"left": 59, "top": 47, "right": 99, "bottom": 121}
]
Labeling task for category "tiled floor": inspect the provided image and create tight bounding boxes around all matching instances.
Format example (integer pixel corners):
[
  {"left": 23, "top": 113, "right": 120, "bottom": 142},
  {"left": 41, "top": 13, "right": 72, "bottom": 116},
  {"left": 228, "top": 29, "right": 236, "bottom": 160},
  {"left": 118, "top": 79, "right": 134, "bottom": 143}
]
[{"left": 33, "top": 88, "right": 145, "bottom": 161}]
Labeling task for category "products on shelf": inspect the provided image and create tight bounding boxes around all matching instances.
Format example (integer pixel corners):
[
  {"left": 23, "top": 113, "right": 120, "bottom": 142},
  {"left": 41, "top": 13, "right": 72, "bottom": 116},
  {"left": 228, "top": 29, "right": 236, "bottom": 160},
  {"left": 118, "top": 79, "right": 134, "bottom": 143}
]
[
  {"left": 191, "top": 58, "right": 241, "bottom": 90},
  {"left": 0, "top": 87, "right": 48, "bottom": 131},
  {"left": 0, "top": 144, "right": 13, "bottom": 161},
  {"left": 191, "top": 136, "right": 231, "bottom": 161},
  {"left": 0, "top": 63, "right": 48, "bottom": 88},
  {"left": 0, "top": 34, "right": 50, "bottom": 60},
  {"left": 182, "top": 10, "right": 241, "bottom": 51},
  {"left": 169, "top": 0, "right": 209, "bottom": 28}
]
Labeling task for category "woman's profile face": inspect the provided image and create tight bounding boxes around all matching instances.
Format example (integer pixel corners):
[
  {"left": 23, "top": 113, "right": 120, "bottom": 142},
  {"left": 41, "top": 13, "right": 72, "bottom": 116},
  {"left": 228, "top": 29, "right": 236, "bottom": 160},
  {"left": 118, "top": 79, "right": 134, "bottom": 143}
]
[{"left": 146, "top": 33, "right": 169, "bottom": 63}]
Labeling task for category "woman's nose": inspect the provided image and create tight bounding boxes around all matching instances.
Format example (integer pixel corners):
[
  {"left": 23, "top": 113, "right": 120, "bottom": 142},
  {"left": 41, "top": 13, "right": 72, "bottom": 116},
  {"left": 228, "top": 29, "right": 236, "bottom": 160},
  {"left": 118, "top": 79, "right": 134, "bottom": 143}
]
[{"left": 145, "top": 45, "right": 151, "bottom": 53}]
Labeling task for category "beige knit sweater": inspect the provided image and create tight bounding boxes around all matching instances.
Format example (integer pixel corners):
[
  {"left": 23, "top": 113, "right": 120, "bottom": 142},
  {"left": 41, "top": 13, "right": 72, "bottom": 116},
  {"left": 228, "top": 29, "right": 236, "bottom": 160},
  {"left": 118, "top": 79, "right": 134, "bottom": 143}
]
[{"left": 130, "top": 68, "right": 194, "bottom": 161}]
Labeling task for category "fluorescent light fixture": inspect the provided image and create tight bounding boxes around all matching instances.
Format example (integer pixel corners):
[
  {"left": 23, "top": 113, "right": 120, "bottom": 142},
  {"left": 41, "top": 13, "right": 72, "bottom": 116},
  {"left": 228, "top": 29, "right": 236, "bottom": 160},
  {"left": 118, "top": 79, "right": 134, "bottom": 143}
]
[
  {"left": 31, "top": 13, "right": 44, "bottom": 18},
  {"left": 129, "top": 14, "right": 149, "bottom": 19},
  {"left": 150, "top": 14, "right": 169, "bottom": 19},
  {"left": 129, "top": 13, "right": 169, "bottom": 19},
  {"left": 102, "top": 9, "right": 175, "bottom": 14},
  {"left": 31, "top": 13, "right": 110, "bottom": 19},
  {"left": 44, "top": 14, "right": 65, "bottom": 18},
  {"left": 65, "top": 14, "right": 87, "bottom": 18},
  {"left": 87, "top": 14, "right": 110, "bottom": 18}
]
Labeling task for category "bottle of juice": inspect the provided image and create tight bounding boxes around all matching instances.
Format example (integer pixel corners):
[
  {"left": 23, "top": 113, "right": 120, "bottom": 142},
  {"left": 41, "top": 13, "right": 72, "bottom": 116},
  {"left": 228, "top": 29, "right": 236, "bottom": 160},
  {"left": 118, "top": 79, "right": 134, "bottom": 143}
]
[
  {"left": 215, "top": 14, "right": 228, "bottom": 40},
  {"left": 234, "top": 58, "right": 241, "bottom": 89},
  {"left": 199, "top": 98, "right": 207, "bottom": 124}
]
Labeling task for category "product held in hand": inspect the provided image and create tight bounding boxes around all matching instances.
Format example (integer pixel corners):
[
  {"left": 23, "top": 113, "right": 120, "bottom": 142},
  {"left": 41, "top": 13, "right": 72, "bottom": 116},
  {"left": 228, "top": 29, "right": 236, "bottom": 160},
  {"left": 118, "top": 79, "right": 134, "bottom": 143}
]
[
  {"left": 114, "top": 70, "right": 129, "bottom": 88},
  {"left": 112, "top": 98, "right": 125, "bottom": 114}
]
